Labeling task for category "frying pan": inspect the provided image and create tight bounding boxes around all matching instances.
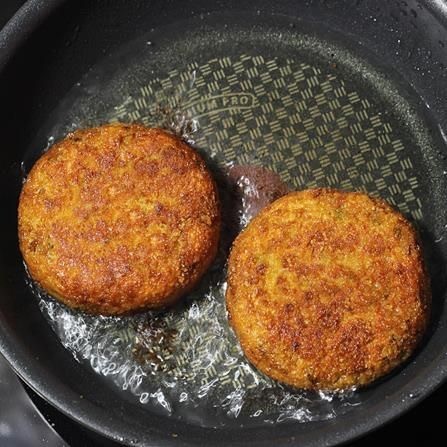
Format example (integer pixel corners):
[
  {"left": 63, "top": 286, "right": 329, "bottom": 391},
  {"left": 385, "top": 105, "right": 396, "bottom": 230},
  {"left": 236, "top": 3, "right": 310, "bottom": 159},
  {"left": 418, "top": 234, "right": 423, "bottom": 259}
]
[{"left": 1, "top": 0, "right": 447, "bottom": 445}]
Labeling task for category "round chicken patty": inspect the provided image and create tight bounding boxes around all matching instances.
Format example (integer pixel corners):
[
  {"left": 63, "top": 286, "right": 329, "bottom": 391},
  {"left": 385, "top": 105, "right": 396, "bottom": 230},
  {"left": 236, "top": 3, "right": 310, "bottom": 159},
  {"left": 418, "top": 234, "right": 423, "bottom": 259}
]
[
  {"left": 226, "top": 189, "right": 430, "bottom": 390},
  {"left": 19, "top": 123, "right": 220, "bottom": 315}
]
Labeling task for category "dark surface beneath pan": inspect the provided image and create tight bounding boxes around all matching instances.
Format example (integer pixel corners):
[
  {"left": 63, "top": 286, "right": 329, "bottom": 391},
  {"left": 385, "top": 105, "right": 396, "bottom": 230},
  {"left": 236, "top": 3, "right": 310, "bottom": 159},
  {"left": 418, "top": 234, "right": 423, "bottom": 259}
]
[{"left": 1, "top": 0, "right": 447, "bottom": 446}]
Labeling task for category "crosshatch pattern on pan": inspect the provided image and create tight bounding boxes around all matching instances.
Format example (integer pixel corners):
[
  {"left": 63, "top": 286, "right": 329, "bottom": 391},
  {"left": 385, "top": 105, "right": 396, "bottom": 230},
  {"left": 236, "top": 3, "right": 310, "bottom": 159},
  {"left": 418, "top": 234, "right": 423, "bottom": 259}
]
[
  {"left": 112, "top": 53, "right": 423, "bottom": 221},
  {"left": 37, "top": 52, "right": 426, "bottom": 425}
]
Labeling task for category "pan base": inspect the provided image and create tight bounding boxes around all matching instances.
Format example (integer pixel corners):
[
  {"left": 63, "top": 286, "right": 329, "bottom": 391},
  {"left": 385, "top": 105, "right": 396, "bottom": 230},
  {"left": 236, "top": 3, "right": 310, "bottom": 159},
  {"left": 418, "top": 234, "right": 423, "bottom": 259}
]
[{"left": 23, "top": 12, "right": 447, "bottom": 429}]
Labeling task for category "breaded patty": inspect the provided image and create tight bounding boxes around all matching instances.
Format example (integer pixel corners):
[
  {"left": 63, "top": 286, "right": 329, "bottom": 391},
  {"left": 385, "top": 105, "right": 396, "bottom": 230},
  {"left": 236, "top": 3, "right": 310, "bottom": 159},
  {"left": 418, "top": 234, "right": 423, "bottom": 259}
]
[
  {"left": 226, "top": 189, "right": 430, "bottom": 390},
  {"left": 19, "top": 123, "right": 220, "bottom": 315}
]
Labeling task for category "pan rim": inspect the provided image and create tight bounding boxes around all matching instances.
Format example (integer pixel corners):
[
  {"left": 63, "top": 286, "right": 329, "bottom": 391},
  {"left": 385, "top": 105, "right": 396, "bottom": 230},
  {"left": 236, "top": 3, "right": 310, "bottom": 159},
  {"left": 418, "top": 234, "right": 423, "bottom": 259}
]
[{"left": 1, "top": 0, "right": 447, "bottom": 446}]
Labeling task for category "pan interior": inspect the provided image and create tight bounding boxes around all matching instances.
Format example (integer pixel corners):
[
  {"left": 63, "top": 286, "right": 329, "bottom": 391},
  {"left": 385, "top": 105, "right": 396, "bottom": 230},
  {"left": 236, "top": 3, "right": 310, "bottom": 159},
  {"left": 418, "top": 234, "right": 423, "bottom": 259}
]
[{"left": 22, "top": 12, "right": 447, "bottom": 429}]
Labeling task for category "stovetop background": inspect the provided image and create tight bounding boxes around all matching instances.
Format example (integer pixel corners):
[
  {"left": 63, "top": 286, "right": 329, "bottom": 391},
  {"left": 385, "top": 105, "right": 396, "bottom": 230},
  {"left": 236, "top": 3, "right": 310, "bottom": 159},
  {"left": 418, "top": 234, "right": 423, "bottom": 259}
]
[{"left": 0, "top": 1, "right": 444, "bottom": 446}]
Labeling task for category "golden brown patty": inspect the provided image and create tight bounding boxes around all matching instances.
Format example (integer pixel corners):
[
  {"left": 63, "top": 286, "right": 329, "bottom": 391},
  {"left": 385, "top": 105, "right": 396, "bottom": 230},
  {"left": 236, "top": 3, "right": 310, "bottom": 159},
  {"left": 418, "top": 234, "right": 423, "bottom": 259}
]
[
  {"left": 226, "top": 189, "right": 430, "bottom": 390},
  {"left": 19, "top": 123, "right": 220, "bottom": 315}
]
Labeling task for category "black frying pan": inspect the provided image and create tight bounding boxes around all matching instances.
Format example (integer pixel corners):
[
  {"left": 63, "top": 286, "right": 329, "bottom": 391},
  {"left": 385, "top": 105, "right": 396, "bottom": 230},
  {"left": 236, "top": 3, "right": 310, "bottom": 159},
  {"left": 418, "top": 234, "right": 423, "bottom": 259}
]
[{"left": 1, "top": 0, "right": 447, "bottom": 445}]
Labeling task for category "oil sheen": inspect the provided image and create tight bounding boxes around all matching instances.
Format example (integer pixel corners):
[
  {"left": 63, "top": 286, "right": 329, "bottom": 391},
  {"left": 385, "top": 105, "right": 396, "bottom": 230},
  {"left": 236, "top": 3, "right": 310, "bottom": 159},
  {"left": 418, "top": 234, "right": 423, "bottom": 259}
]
[{"left": 24, "top": 12, "right": 446, "bottom": 428}]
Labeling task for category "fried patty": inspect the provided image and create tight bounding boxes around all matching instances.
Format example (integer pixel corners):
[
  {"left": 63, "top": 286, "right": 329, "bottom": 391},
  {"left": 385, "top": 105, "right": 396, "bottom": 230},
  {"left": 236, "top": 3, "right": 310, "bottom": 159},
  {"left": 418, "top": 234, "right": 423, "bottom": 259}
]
[
  {"left": 226, "top": 189, "right": 430, "bottom": 390},
  {"left": 19, "top": 123, "right": 220, "bottom": 315}
]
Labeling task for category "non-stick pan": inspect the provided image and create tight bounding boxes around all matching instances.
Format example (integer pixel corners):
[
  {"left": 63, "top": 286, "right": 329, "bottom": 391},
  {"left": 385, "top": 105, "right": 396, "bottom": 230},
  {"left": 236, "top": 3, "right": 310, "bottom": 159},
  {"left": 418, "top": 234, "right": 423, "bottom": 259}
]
[{"left": 1, "top": 0, "right": 447, "bottom": 445}]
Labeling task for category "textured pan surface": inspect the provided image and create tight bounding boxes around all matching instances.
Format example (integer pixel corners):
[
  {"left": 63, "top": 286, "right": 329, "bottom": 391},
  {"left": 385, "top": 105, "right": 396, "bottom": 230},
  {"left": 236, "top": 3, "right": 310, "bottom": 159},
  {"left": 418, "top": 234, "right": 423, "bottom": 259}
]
[{"left": 1, "top": 1, "right": 447, "bottom": 446}]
